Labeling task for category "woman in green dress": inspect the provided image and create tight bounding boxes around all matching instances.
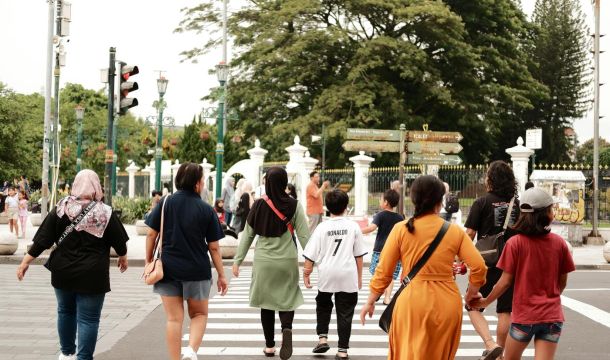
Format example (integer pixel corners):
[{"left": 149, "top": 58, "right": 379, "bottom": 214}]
[{"left": 233, "top": 167, "right": 311, "bottom": 359}]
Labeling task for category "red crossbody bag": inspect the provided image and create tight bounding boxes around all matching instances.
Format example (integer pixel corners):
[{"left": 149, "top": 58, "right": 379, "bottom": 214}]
[{"left": 262, "top": 195, "right": 297, "bottom": 248}]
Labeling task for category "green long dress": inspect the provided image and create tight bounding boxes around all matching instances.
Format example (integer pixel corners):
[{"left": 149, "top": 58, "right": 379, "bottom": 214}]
[{"left": 233, "top": 203, "right": 311, "bottom": 311}]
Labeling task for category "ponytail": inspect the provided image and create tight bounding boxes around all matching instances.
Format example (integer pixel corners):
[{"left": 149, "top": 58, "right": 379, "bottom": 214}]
[{"left": 406, "top": 207, "right": 423, "bottom": 233}]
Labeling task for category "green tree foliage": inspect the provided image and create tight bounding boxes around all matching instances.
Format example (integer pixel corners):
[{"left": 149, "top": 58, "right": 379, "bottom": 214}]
[
  {"left": 176, "top": 0, "right": 546, "bottom": 166},
  {"left": 576, "top": 138, "right": 610, "bottom": 166},
  {"left": 176, "top": 116, "right": 216, "bottom": 163},
  {"left": 524, "top": 0, "right": 591, "bottom": 163}
]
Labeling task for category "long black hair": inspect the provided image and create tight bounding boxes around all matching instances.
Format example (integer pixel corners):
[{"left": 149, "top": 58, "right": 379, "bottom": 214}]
[
  {"left": 406, "top": 175, "right": 446, "bottom": 233},
  {"left": 486, "top": 160, "right": 518, "bottom": 200}
]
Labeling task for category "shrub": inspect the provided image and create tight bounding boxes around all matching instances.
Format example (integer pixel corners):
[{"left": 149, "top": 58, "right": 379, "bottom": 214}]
[{"left": 112, "top": 197, "right": 151, "bottom": 224}]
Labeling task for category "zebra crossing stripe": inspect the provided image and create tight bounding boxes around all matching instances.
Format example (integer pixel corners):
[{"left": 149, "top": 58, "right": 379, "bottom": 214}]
[
  {"left": 183, "top": 333, "right": 489, "bottom": 343},
  {"left": 203, "top": 312, "right": 498, "bottom": 321}
]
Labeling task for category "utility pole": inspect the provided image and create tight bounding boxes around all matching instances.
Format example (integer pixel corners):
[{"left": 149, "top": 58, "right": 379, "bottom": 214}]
[
  {"left": 104, "top": 47, "right": 116, "bottom": 206},
  {"left": 590, "top": 0, "right": 602, "bottom": 240},
  {"left": 214, "top": 0, "right": 229, "bottom": 199},
  {"left": 42, "top": 0, "right": 55, "bottom": 218}
]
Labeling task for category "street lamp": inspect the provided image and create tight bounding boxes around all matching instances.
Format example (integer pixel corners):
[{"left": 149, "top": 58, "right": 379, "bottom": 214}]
[
  {"left": 155, "top": 76, "right": 169, "bottom": 191},
  {"left": 215, "top": 62, "right": 229, "bottom": 198},
  {"left": 74, "top": 105, "right": 85, "bottom": 173}
]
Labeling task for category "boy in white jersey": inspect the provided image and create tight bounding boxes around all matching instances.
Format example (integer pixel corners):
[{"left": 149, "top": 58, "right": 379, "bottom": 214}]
[{"left": 303, "top": 189, "right": 367, "bottom": 359}]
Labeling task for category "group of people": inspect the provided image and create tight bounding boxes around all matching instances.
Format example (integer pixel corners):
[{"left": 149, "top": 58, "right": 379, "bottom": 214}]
[
  {"left": 2, "top": 184, "right": 30, "bottom": 238},
  {"left": 14, "top": 160, "right": 575, "bottom": 360}
]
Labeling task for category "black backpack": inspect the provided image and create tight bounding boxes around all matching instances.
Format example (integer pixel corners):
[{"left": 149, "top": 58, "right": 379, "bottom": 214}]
[{"left": 444, "top": 193, "right": 460, "bottom": 214}]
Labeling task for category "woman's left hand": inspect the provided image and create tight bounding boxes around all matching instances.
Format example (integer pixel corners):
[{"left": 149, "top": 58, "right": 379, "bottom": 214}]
[
  {"left": 16, "top": 262, "right": 29, "bottom": 281},
  {"left": 117, "top": 255, "right": 128, "bottom": 273},
  {"left": 217, "top": 275, "right": 228, "bottom": 296}
]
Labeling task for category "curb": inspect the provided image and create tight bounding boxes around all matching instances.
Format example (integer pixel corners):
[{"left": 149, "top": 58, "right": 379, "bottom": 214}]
[{"left": 1, "top": 255, "right": 609, "bottom": 270}]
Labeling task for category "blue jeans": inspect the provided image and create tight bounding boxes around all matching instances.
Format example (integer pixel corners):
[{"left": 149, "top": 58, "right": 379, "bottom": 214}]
[{"left": 55, "top": 288, "right": 106, "bottom": 360}]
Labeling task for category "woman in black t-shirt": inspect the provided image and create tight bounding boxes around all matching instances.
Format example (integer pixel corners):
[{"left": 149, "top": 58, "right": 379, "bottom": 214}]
[
  {"left": 16, "top": 169, "right": 129, "bottom": 360},
  {"left": 464, "top": 160, "right": 520, "bottom": 360}
]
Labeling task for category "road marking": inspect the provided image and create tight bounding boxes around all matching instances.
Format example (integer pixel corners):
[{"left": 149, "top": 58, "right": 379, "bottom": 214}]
[
  {"left": 561, "top": 295, "right": 610, "bottom": 329},
  {"left": 202, "top": 312, "right": 498, "bottom": 321},
  {"left": 563, "top": 288, "right": 610, "bottom": 291},
  {"left": 183, "top": 333, "right": 487, "bottom": 343}
]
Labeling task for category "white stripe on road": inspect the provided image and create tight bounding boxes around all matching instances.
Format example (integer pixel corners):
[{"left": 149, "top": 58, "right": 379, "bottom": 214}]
[
  {"left": 196, "top": 322, "right": 496, "bottom": 331},
  {"left": 203, "top": 312, "right": 498, "bottom": 321},
  {"left": 185, "top": 346, "right": 533, "bottom": 357},
  {"left": 561, "top": 295, "right": 610, "bottom": 329},
  {"left": 563, "top": 288, "right": 610, "bottom": 291},
  {"left": 183, "top": 333, "right": 487, "bottom": 343}
]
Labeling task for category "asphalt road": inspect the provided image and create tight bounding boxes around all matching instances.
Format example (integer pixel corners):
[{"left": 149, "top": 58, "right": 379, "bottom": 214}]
[{"left": 94, "top": 269, "right": 610, "bottom": 360}]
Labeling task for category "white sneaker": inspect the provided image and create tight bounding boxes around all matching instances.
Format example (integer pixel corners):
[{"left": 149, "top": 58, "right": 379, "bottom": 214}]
[
  {"left": 58, "top": 354, "right": 76, "bottom": 360},
  {"left": 182, "top": 347, "right": 198, "bottom": 360}
]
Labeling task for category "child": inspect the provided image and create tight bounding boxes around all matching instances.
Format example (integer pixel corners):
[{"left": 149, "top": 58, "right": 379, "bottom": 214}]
[
  {"left": 4, "top": 186, "right": 20, "bottom": 237},
  {"left": 18, "top": 190, "right": 28, "bottom": 239},
  {"left": 361, "top": 189, "right": 404, "bottom": 304},
  {"left": 214, "top": 198, "right": 226, "bottom": 225},
  {"left": 469, "top": 187, "right": 575, "bottom": 360},
  {"left": 303, "top": 189, "right": 367, "bottom": 360}
]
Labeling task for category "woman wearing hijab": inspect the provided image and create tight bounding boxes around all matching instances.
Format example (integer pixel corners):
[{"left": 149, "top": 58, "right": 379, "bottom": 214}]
[
  {"left": 221, "top": 176, "right": 236, "bottom": 227},
  {"left": 233, "top": 167, "right": 311, "bottom": 360},
  {"left": 16, "top": 170, "right": 129, "bottom": 360},
  {"left": 232, "top": 180, "right": 254, "bottom": 233}
]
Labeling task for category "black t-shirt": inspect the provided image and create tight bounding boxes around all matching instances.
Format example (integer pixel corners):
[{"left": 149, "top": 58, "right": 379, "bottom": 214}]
[
  {"left": 28, "top": 208, "right": 129, "bottom": 294},
  {"left": 372, "top": 210, "right": 405, "bottom": 252},
  {"left": 464, "top": 192, "right": 520, "bottom": 239},
  {"left": 145, "top": 191, "right": 224, "bottom": 281}
]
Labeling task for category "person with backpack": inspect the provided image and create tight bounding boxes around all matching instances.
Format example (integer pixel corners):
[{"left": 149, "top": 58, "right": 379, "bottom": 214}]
[
  {"left": 442, "top": 182, "right": 459, "bottom": 222},
  {"left": 464, "top": 160, "right": 520, "bottom": 360},
  {"left": 469, "top": 187, "right": 575, "bottom": 360}
]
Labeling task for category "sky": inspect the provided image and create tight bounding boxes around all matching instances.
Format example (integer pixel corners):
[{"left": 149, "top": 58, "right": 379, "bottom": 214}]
[{"left": 0, "top": 0, "right": 608, "bottom": 144}]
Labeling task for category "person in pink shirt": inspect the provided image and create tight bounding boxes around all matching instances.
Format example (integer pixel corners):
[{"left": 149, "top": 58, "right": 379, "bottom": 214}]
[
  {"left": 470, "top": 187, "right": 575, "bottom": 360},
  {"left": 18, "top": 190, "right": 29, "bottom": 238}
]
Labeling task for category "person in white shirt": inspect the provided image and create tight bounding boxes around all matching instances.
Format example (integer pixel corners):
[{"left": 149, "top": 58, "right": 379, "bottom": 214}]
[
  {"left": 4, "top": 186, "right": 20, "bottom": 237},
  {"left": 303, "top": 189, "right": 367, "bottom": 359}
]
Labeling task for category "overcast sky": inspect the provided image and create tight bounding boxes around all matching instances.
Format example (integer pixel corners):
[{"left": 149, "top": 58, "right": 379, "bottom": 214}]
[{"left": 1, "top": 0, "right": 607, "bottom": 144}]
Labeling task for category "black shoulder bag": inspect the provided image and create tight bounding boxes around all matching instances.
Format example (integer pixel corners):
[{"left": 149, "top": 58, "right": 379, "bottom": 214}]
[
  {"left": 475, "top": 197, "right": 515, "bottom": 267},
  {"left": 44, "top": 201, "right": 97, "bottom": 271},
  {"left": 379, "top": 221, "right": 450, "bottom": 333}
]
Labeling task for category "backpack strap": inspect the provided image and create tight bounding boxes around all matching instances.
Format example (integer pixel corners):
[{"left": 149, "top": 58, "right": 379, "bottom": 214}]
[{"left": 262, "top": 195, "right": 297, "bottom": 247}]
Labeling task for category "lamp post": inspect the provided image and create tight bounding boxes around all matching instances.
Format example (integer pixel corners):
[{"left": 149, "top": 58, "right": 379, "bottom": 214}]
[
  {"left": 74, "top": 105, "right": 84, "bottom": 173},
  {"left": 215, "top": 62, "right": 229, "bottom": 199},
  {"left": 155, "top": 76, "right": 168, "bottom": 192}
]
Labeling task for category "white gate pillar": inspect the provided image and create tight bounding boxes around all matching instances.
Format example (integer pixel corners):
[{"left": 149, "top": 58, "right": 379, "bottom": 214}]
[
  {"left": 350, "top": 151, "right": 375, "bottom": 216},
  {"left": 171, "top": 160, "right": 181, "bottom": 193},
  {"left": 126, "top": 161, "right": 140, "bottom": 199},
  {"left": 506, "top": 137, "right": 534, "bottom": 196},
  {"left": 247, "top": 139, "right": 268, "bottom": 188}
]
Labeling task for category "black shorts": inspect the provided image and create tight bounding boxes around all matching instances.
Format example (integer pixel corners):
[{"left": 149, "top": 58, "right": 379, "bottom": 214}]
[{"left": 467, "top": 266, "right": 513, "bottom": 313}]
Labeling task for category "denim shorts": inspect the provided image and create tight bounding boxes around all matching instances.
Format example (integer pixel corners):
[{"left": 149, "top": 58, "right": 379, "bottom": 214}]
[
  {"left": 510, "top": 322, "right": 563, "bottom": 343},
  {"left": 369, "top": 251, "right": 402, "bottom": 280},
  {"left": 153, "top": 279, "right": 211, "bottom": 300}
]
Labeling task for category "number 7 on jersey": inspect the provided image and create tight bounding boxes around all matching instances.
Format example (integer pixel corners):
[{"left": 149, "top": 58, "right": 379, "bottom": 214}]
[{"left": 333, "top": 238, "right": 342, "bottom": 256}]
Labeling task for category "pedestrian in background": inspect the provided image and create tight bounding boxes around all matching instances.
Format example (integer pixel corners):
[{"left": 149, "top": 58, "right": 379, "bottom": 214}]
[
  {"left": 221, "top": 176, "right": 235, "bottom": 226},
  {"left": 145, "top": 163, "right": 228, "bottom": 360},
  {"left": 303, "top": 189, "right": 367, "bottom": 359},
  {"left": 233, "top": 181, "right": 253, "bottom": 233},
  {"left": 4, "top": 186, "right": 20, "bottom": 237},
  {"left": 233, "top": 167, "right": 311, "bottom": 360},
  {"left": 16, "top": 169, "right": 129, "bottom": 360},
  {"left": 360, "top": 175, "right": 487, "bottom": 360},
  {"left": 306, "top": 171, "right": 330, "bottom": 233},
  {"left": 18, "top": 190, "right": 28, "bottom": 239},
  {"left": 464, "top": 160, "right": 520, "bottom": 360},
  {"left": 286, "top": 183, "right": 297, "bottom": 199},
  {"left": 469, "top": 187, "right": 575, "bottom": 360},
  {"left": 144, "top": 190, "right": 162, "bottom": 221},
  {"left": 361, "top": 189, "right": 404, "bottom": 305},
  {"left": 214, "top": 198, "right": 226, "bottom": 225}
]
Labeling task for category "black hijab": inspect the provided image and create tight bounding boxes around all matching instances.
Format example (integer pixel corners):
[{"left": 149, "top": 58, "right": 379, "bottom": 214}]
[{"left": 247, "top": 167, "right": 298, "bottom": 237}]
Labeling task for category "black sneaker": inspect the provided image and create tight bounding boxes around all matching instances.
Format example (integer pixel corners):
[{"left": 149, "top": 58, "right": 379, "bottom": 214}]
[
  {"left": 279, "top": 329, "right": 293, "bottom": 360},
  {"left": 312, "top": 343, "right": 330, "bottom": 353}
]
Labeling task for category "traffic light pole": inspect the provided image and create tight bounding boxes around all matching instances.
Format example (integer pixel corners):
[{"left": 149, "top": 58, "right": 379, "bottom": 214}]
[
  {"left": 112, "top": 117, "right": 118, "bottom": 195},
  {"left": 104, "top": 47, "right": 116, "bottom": 206}
]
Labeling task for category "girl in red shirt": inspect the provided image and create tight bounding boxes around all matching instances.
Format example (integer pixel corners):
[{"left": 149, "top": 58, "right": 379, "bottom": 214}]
[{"left": 469, "top": 188, "right": 575, "bottom": 360}]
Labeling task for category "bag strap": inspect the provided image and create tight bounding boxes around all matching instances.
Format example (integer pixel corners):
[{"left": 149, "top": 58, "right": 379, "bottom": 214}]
[
  {"left": 56, "top": 200, "right": 97, "bottom": 246},
  {"left": 402, "top": 220, "right": 450, "bottom": 286},
  {"left": 502, "top": 197, "right": 516, "bottom": 230},
  {"left": 262, "top": 195, "right": 297, "bottom": 247},
  {"left": 154, "top": 196, "right": 169, "bottom": 259}
]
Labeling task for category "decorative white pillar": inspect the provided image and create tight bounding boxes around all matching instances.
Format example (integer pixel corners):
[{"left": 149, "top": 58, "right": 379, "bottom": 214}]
[
  {"left": 171, "top": 160, "right": 181, "bottom": 193},
  {"left": 126, "top": 161, "right": 140, "bottom": 199},
  {"left": 143, "top": 161, "right": 156, "bottom": 194},
  {"left": 350, "top": 151, "right": 375, "bottom": 216},
  {"left": 200, "top": 158, "right": 214, "bottom": 202},
  {"left": 506, "top": 137, "right": 534, "bottom": 196},
  {"left": 300, "top": 151, "right": 320, "bottom": 209},
  {"left": 247, "top": 139, "right": 268, "bottom": 188},
  {"left": 285, "top": 135, "right": 309, "bottom": 205}
]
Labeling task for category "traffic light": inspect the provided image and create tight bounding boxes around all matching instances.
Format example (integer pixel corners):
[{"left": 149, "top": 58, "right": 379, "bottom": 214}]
[{"left": 119, "top": 63, "right": 139, "bottom": 115}]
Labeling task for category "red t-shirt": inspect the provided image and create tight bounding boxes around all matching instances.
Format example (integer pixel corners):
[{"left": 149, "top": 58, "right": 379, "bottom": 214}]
[{"left": 497, "top": 233, "right": 575, "bottom": 324}]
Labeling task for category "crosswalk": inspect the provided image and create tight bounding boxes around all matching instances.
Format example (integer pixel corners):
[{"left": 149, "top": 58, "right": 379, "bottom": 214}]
[{"left": 184, "top": 268, "right": 533, "bottom": 358}]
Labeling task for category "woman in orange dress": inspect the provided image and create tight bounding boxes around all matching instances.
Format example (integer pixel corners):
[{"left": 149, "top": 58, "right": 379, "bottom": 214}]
[{"left": 360, "top": 175, "right": 487, "bottom": 359}]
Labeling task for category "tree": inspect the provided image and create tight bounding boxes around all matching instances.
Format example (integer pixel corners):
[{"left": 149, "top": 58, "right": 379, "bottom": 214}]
[
  {"left": 177, "top": 116, "right": 216, "bottom": 164},
  {"left": 576, "top": 138, "right": 610, "bottom": 166},
  {"left": 524, "top": 0, "right": 591, "bottom": 163},
  {"left": 176, "top": 1, "right": 546, "bottom": 166}
]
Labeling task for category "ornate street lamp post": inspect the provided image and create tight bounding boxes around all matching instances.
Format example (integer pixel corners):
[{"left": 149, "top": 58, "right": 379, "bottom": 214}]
[
  {"left": 74, "top": 105, "right": 85, "bottom": 173},
  {"left": 215, "top": 62, "right": 229, "bottom": 198},
  {"left": 155, "top": 76, "right": 169, "bottom": 192}
]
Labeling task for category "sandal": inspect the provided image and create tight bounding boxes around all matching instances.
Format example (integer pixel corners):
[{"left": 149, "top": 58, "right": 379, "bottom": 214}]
[
  {"left": 312, "top": 343, "right": 330, "bottom": 353},
  {"left": 480, "top": 346, "right": 503, "bottom": 360},
  {"left": 335, "top": 355, "right": 350, "bottom": 360},
  {"left": 263, "top": 348, "right": 276, "bottom": 357}
]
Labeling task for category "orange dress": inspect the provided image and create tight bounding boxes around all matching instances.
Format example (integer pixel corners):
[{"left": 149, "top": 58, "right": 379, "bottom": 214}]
[{"left": 370, "top": 214, "right": 487, "bottom": 360}]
